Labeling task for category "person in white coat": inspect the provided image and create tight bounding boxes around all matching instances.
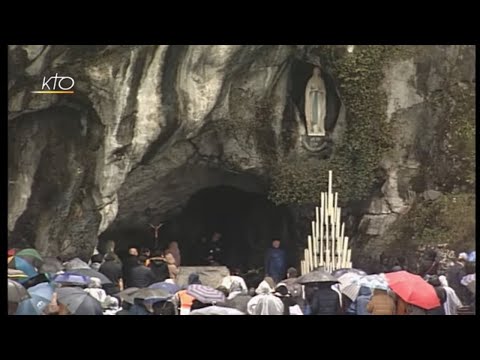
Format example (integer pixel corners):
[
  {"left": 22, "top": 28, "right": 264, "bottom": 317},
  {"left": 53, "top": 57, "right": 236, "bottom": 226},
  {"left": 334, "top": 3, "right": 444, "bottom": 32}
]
[{"left": 247, "top": 278, "right": 284, "bottom": 315}]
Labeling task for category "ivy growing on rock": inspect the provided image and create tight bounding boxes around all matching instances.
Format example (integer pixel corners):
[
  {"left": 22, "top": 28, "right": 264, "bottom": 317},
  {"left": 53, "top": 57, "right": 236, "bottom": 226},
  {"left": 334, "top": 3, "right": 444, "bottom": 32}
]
[
  {"left": 427, "top": 81, "right": 475, "bottom": 192},
  {"left": 387, "top": 193, "right": 475, "bottom": 252},
  {"left": 269, "top": 45, "right": 409, "bottom": 205}
]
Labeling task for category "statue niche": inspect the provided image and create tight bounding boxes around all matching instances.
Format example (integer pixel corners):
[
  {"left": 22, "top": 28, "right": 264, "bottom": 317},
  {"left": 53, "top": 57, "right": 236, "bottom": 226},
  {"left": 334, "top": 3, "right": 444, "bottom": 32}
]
[{"left": 304, "top": 66, "right": 326, "bottom": 137}]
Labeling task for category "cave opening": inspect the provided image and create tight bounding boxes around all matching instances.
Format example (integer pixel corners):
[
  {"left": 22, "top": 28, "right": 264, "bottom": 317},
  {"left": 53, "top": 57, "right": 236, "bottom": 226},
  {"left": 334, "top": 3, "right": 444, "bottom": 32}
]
[{"left": 100, "top": 185, "right": 298, "bottom": 273}]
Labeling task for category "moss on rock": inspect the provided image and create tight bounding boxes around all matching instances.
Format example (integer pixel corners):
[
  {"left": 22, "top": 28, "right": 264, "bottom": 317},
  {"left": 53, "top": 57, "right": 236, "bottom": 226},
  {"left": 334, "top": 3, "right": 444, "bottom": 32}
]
[{"left": 269, "top": 45, "right": 411, "bottom": 205}]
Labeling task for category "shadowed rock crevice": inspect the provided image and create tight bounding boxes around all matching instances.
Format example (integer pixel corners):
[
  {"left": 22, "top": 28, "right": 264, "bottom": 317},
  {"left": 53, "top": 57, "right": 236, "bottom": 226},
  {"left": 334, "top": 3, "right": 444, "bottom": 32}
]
[{"left": 9, "top": 106, "right": 102, "bottom": 260}]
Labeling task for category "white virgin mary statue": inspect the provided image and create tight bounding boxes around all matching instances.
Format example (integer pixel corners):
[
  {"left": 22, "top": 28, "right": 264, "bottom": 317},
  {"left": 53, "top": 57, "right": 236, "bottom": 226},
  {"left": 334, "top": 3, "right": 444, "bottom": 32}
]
[{"left": 305, "top": 66, "right": 326, "bottom": 136}]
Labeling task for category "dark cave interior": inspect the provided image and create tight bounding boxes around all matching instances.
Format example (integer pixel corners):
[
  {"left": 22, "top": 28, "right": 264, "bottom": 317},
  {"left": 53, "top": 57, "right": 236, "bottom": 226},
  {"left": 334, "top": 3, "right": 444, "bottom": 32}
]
[{"left": 100, "top": 185, "right": 298, "bottom": 272}]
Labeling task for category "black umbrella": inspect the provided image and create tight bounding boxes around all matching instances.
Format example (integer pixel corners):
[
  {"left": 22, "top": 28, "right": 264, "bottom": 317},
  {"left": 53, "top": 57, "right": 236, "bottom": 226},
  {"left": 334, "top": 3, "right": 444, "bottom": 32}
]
[
  {"left": 115, "top": 287, "right": 140, "bottom": 305},
  {"left": 67, "top": 268, "right": 112, "bottom": 285},
  {"left": 296, "top": 269, "right": 339, "bottom": 284},
  {"left": 56, "top": 287, "right": 103, "bottom": 315},
  {"left": 131, "top": 288, "right": 171, "bottom": 301},
  {"left": 40, "top": 257, "right": 64, "bottom": 274},
  {"left": 8, "top": 279, "right": 31, "bottom": 303},
  {"left": 63, "top": 258, "right": 90, "bottom": 270}
]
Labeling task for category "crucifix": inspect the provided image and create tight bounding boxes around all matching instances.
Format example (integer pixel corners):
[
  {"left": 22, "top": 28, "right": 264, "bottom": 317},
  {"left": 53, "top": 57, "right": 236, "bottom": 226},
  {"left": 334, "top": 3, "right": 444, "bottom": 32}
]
[{"left": 149, "top": 223, "right": 163, "bottom": 250}]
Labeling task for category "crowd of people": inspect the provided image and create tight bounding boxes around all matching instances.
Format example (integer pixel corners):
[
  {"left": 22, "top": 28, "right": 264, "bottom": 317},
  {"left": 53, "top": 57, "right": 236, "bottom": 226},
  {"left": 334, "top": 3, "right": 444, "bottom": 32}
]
[{"left": 7, "top": 237, "right": 475, "bottom": 315}]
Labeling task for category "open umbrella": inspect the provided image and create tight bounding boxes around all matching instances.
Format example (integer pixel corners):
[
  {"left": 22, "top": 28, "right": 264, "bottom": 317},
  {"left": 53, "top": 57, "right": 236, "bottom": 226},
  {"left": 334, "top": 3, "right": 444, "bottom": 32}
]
[
  {"left": 337, "top": 272, "right": 363, "bottom": 300},
  {"left": 20, "top": 273, "right": 50, "bottom": 289},
  {"left": 63, "top": 258, "right": 90, "bottom": 270},
  {"left": 352, "top": 274, "right": 389, "bottom": 291},
  {"left": 186, "top": 284, "right": 226, "bottom": 304},
  {"left": 9, "top": 256, "right": 38, "bottom": 279},
  {"left": 131, "top": 288, "right": 171, "bottom": 301},
  {"left": 384, "top": 271, "right": 440, "bottom": 310},
  {"left": 8, "top": 279, "right": 31, "bottom": 303},
  {"left": 53, "top": 272, "right": 91, "bottom": 286},
  {"left": 296, "top": 269, "right": 339, "bottom": 284},
  {"left": 189, "top": 305, "right": 245, "bottom": 315},
  {"left": 149, "top": 281, "right": 181, "bottom": 294},
  {"left": 8, "top": 269, "right": 28, "bottom": 280},
  {"left": 66, "top": 268, "right": 112, "bottom": 285},
  {"left": 332, "top": 268, "right": 367, "bottom": 278},
  {"left": 16, "top": 282, "right": 54, "bottom": 315},
  {"left": 56, "top": 287, "right": 103, "bottom": 315},
  {"left": 115, "top": 287, "right": 140, "bottom": 305},
  {"left": 16, "top": 249, "right": 43, "bottom": 265},
  {"left": 40, "top": 257, "right": 64, "bottom": 274}
]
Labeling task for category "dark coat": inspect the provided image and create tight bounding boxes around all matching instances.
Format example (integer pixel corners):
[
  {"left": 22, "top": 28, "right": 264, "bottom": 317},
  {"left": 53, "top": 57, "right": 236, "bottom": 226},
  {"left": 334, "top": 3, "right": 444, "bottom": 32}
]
[
  {"left": 265, "top": 248, "right": 286, "bottom": 283},
  {"left": 149, "top": 257, "right": 170, "bottom": 283},
  {"left": 310, "top": 285, "right": 341, "bottom": 315},
  {"left": 127, "top": 265, "right": 156, "bottom": 288},
  {"left": 447, "top": 263, "right": 469, "bottom": 304}
]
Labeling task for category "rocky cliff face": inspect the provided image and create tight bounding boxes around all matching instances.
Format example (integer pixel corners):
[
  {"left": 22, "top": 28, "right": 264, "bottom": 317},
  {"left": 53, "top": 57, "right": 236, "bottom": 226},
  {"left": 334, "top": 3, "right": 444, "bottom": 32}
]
[{"left": 8, "top": 45, "right": 475, "bottom": 265}]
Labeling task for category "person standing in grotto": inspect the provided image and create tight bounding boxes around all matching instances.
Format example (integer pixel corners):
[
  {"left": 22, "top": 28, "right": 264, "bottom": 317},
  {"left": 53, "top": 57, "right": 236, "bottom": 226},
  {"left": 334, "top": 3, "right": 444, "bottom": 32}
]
[{"left": 264, "top": 239, "right": 287, "bottom": 284}]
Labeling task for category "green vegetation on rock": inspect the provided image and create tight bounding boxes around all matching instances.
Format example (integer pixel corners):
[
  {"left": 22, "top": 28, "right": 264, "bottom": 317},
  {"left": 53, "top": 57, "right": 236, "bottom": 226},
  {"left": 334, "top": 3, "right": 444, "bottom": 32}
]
[
  {"left": 270, "top": 45, "right": 410, "bottom": 205},
  {"left": 427, "top": 81, "right": 475, "bottom": 192},
  {"left": 387, "top": 193, "right": 475, "bottom": 252}
]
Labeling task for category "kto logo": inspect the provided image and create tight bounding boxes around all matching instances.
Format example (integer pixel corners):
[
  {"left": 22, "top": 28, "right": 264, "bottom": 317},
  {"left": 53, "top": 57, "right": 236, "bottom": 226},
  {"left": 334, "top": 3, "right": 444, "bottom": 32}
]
[{"left": 31, "top": 73, "right": 75, "bottom": 94}]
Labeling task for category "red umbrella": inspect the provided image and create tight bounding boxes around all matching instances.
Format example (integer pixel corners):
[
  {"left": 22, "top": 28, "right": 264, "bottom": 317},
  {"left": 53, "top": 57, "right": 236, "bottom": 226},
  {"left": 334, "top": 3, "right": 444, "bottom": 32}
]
[{"left": 384, "top": 271, "right": 440, "bottom": 310}]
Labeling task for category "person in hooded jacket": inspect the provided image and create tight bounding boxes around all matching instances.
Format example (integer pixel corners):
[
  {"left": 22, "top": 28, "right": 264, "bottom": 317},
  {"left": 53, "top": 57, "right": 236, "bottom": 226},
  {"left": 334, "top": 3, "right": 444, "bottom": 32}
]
[{"left": 247, "top": 278, "right": 284, "bottom": 315}]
